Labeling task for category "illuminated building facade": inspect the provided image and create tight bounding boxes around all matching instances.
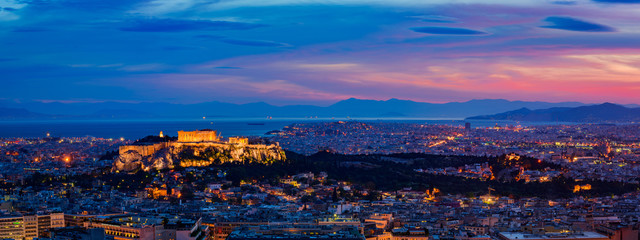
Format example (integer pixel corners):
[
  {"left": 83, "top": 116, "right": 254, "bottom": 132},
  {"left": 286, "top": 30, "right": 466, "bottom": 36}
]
[
  {"left": 499, "top": 231, "right": 609, "bottom": 240},
  {"left": 0, "top": 212, "right": 65, "bottom": 240},
  {"left": 0, "top": 214, "right": 24, "bottom": 240},
  {"left": 86, "top": 215, "right": 205, "bottom": 240},
  {"left": 226, "top": 224, "right": 365, "bottom": 240},
  {"left": 228, "top": 137, "right": 249, "bottom": 145},
  {"left": 178, "top": 130, "right": 220, "bottom": 142}
]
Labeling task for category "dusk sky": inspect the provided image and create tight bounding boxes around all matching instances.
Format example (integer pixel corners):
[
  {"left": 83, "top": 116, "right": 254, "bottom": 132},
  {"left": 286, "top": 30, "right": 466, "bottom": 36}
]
[{"left": 2, "top": 0, "right": 640, "bottom": 106}]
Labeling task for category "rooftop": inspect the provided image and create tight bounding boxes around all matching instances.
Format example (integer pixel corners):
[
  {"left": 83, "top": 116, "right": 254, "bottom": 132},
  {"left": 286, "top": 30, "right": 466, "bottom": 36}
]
[{"left": 499, "top": 232, "right": 608, "bottom": 240}]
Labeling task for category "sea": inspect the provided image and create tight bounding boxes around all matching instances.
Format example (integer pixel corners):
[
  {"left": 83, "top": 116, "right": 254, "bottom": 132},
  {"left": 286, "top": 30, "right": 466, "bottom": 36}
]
[{"left": 0, "top": 118, "right": 577, "bottom": 140}]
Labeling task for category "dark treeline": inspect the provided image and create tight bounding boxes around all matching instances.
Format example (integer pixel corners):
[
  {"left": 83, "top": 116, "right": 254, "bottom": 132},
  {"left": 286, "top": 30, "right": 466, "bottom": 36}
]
[
  {"left": 206, "top": 151, "right": 636, "bottom": 199},
  {"left": 11, "top": 151, "right": 639, "bottom": 199},
  {"left": 283, "top": 151, "right": 636, "bottom": 199},
  {"left": 133, "top": 135, "right": 177, "bottom": 144}
]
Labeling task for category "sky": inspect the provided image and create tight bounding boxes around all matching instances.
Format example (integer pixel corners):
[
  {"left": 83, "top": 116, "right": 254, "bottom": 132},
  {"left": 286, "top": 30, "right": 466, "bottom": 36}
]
[{"left": 2, "top": 0, "right": 640, "bottom": 106}]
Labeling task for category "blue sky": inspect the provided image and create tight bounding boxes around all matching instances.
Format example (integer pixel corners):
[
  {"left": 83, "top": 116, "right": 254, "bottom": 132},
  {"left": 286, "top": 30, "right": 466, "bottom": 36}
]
[{"left": 2, "top": 0, "right": 640, "bottom": 105}]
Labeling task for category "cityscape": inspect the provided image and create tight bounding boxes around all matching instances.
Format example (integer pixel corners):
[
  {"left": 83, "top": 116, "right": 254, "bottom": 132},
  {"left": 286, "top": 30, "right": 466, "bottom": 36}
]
[
  {"left": 2, "top": 0, "right": 640, "bottom": 240},
  {"left": 1, "top": 121, "right": 640, "bottom": 240}
]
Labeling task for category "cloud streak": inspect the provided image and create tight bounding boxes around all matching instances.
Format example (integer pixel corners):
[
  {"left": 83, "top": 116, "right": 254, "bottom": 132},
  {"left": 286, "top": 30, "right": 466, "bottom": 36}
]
[
  {"left": 551, "top": 1, "right": 578, "bottom": 5},
  {"left": 541, "top": 16, "right": 616, "bottom": 32},
  {"left": 120, "top": 18, "right": 265, "bottom": 32},
  {"left": 592, "top": 0, "right": 640, "bottom": 3},
  {"left": 220, "top": 39, "right": 290, "bottom": 47},
  {"left": 411, "top": 27, "right": 487, "bottom": 35}
]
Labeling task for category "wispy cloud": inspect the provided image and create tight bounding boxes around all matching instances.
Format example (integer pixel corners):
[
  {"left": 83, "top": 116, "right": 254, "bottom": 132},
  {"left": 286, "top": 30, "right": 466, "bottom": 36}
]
[
  {"left": 413, "top": 15, "right": 459, "bottom": 23},
  {"left": 131, "top": 0, "right": 214, "bottom": 15},
  {"left": 0, "top": 0, "right": 25, "bottom": 21},
  {"left": 411, "top": 27, "right": 487, "bottom": 35},
  {"left": 551, "top": 0, "right": 578, "bottom": 5},
  {"left": 296, "top": 63, "right": 361, "bottom": 71},
  {"left": 119, "top": 63, "right": 170, "bottom": 72},
  {"left": 194, "top": 34, "right": 291, "bottom": 47},
  {"left": 220, "top": 39, "right": 290, "bottom": 47},
  {"left": 541, "top": 16, "right": 616, "bottom": 32},
  {"left": 592, "top": 0, "right": 640, "bottom": 3},
  {"left": 566, "top": 54, "right": 640, "bottom": 75},
  {"left": 215, "top": 66, "right": 243, "bottom": 69},
  {"left": 120, "top": 18, "right": 265, "bottom": 32},
  {"left": 197, "top": 0, "right": 548, "bottom": 11},
  {"left": 120, "top": 73, "right": 353, "bottom": 103},
  {"left": 12, "top": 26, "right": 48, "bottom": 32},
  {"left": 195, "top": 34, "right": 226, "bottom": 39}
]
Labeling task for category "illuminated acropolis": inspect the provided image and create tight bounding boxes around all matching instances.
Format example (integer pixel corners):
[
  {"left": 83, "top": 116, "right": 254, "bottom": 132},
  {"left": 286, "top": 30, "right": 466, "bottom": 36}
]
[
  {"left": 115, "top": 129, "right": 282, "bottom": 171},
  {"left": 178, "top": 129, "right": 220, "bottom": 142}
]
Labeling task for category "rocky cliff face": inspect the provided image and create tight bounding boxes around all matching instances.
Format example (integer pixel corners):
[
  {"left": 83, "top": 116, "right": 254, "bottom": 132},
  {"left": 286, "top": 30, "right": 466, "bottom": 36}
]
[
  {"left": 113, "top": 143, "right": 285, "bottom": 172},
  {"left": 113, "top": 150, "right": 144, "bottom": 172},
  {"left": 113, "top": 147, "right": 176, "bottom": 172}
]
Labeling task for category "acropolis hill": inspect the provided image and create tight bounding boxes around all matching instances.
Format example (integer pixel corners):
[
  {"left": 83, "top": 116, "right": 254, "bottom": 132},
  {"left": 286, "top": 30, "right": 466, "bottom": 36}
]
[{"left": 113, "top": 130, "right": 285, "bottom": 172}]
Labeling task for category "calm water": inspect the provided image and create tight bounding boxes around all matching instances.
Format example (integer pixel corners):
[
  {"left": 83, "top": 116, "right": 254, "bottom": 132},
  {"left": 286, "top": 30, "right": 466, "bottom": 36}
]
[{"left": 0, "top": 118, "right": 575, "bottom": 139}]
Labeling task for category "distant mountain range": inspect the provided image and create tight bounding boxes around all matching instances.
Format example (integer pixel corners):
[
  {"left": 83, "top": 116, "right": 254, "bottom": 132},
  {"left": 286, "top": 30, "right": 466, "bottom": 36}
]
[
  {"left": 467, "top": 103, "right": 640, "bottom": 122},
  {"left": 0, "top": 107, "right": 48, "bottom": 119},
  {"left": 0, "top": 98, "right": 637, "bottom": 121}
]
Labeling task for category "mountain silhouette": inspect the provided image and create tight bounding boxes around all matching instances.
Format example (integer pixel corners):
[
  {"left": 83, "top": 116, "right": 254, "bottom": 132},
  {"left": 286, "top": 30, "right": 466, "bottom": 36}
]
[
  {"left": 467, "top": 103, "right": 640, "bottom": 122},
  {"left": 0, "top": 98, "right": 601, "bottom": 119}
]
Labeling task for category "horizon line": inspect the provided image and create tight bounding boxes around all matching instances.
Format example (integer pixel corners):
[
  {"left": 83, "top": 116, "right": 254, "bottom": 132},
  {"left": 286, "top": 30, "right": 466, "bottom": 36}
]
[{"left": 2, "top": 97, "right": 630, "bottom": 107}]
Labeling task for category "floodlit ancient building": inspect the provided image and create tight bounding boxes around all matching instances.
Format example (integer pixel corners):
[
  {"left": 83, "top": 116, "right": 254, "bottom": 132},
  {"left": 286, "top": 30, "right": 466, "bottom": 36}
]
[
  {"left": 228, "top": 137, "right": 249, "bottom": 145},
  {"left": 178, "top": 130, "right": 220, "bottom": 142},
  {"left": 115, "top": 129, "right": 285, "bottom": 172}
]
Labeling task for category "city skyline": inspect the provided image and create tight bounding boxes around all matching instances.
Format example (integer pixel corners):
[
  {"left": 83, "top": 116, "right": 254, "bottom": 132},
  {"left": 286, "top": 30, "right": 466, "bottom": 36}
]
[{"left": 2, "top": 0, "right": 640, "bottom": 105}]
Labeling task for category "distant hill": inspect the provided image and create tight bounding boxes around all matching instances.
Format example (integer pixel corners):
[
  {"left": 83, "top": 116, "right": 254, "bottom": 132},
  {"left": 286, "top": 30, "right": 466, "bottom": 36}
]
[
  {"left": 466, "top": 103, "right": 640, "bottom": 122},
  {"left": 627, "top": 104, "right": 640, "bottom": 108},
  {"left": 87, "top": 109, "right": 158, "bottom": 119},
  {"left": 0, "top": 98, "right": 590, "bottom": 119},
  {"left": 326, "top": 98, "right": 586, "bottom": 118},
  {"left": 0, "top": 107, "right": 49, "bottom": 119}
]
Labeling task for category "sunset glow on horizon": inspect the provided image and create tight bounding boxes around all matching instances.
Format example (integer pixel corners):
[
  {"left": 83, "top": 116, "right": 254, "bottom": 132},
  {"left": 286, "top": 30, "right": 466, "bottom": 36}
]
[{"left": 2, "top": 0, "right": 640, "bottom": 105}]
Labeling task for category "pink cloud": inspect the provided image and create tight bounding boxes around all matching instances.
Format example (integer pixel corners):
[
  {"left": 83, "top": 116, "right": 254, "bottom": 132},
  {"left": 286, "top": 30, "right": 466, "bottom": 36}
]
[{"left": 182, "top": 48, "right": 640, "bottom": 104}]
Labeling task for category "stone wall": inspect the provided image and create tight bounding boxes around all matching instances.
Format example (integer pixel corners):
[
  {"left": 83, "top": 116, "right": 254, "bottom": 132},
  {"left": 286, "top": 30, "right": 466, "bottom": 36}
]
[
  {"left": 228, "top": 137, "right": 249, "bottom": 145},
  {"left": 113, "top": 141, "right": 285, "bottom": 172},
  {"left": 119, "top": 142, "right": 168, "bottom": 157}
]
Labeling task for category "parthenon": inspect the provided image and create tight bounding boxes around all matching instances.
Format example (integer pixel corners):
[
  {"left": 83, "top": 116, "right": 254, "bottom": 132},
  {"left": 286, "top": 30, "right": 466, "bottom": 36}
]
[{"left": 177, "top": 129, "right": 220, "bottom": 142}]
